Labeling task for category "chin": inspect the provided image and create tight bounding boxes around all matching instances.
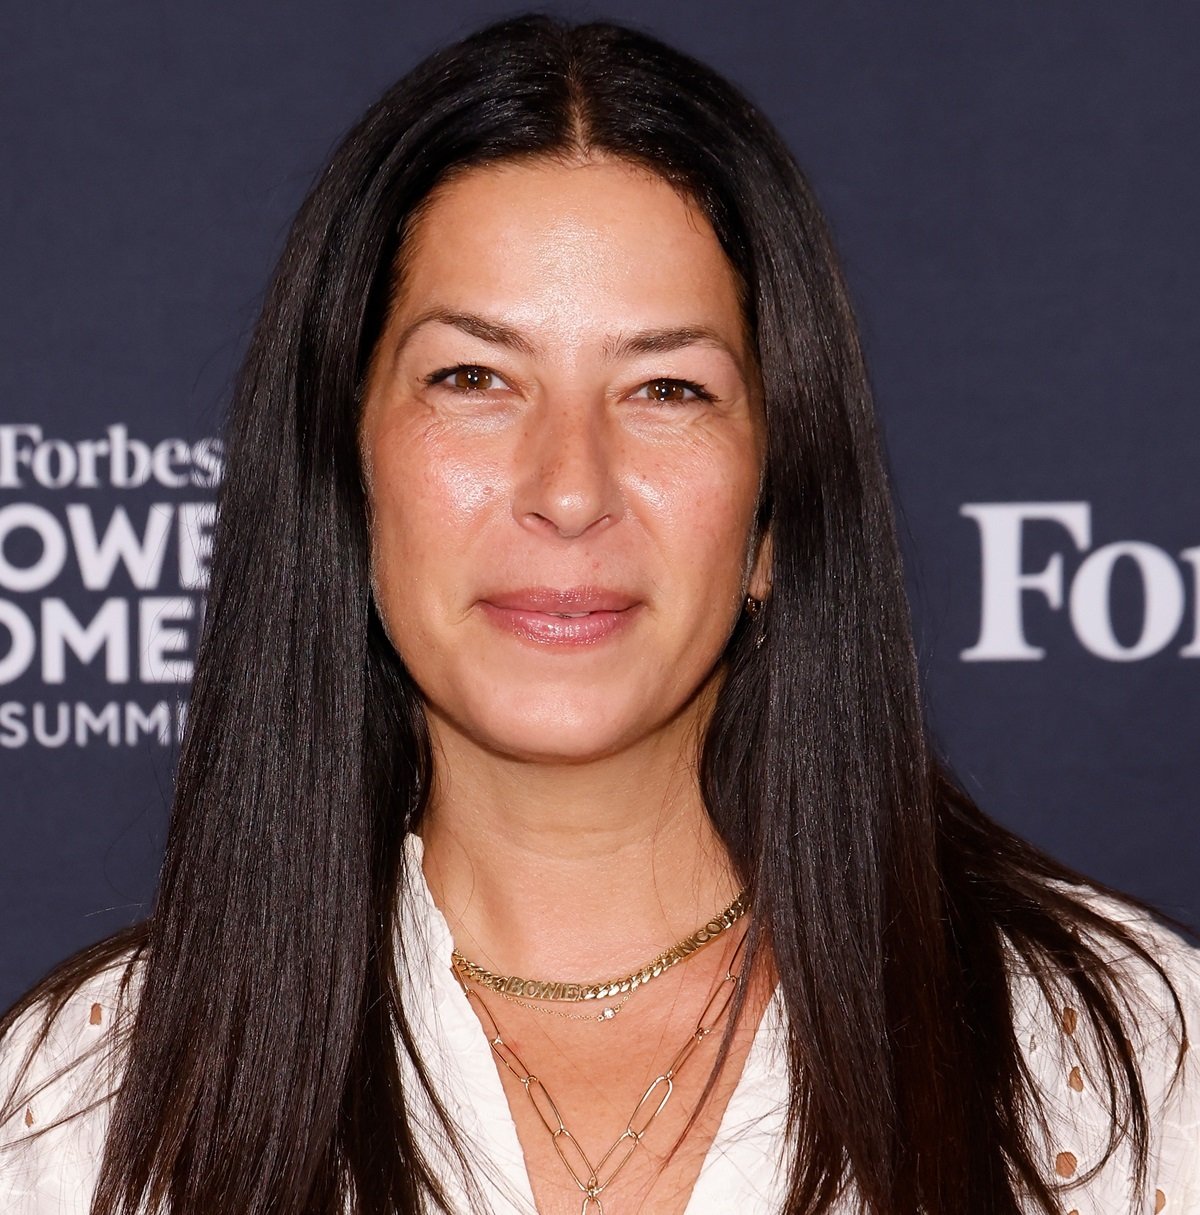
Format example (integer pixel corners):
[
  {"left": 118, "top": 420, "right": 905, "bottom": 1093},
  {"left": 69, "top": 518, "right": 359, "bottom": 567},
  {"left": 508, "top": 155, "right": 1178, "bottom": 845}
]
[
  {"left": 475, "top": 709, "right": 637, "bottom": 765},
  {"left": 426, "top": 661, "right": 713, "bottom": 762},
  {"left": 439, "top": 681, "right": 665, "bottom": 762}
]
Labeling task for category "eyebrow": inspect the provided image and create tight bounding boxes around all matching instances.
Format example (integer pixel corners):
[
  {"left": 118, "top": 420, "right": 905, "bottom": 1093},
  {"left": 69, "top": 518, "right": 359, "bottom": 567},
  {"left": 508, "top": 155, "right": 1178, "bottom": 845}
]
[
  {"left": 392, "top": 307, "right": 744, "bottom": 369},
  {"left": 394, "top": 309, "right": 540, "bottom": 359}
]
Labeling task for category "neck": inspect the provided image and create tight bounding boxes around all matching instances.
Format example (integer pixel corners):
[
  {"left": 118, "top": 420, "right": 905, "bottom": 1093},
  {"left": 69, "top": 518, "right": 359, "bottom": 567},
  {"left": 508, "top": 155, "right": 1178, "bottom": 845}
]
[{"left": 416, "top": 710, "right": 740, "bottom": 982}]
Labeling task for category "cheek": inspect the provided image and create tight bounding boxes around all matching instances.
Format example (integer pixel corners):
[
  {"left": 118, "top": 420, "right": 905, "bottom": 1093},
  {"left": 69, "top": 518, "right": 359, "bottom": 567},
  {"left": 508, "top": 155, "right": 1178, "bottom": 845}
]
[
  {"left": 636, "top": 445, "right": 760, "bottom": 587},
  {"left": 422, "top": 439, "right": 505, "bottom": 524},
  {"left": 366, "top": 423, "right": 505, "bottom": 608}
]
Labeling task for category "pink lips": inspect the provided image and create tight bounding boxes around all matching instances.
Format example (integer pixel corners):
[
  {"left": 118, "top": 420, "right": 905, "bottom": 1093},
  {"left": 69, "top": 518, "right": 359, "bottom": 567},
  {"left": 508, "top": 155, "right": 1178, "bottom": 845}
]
[{"left": 479, "top": 585, "right": 641, "bottom": 646}]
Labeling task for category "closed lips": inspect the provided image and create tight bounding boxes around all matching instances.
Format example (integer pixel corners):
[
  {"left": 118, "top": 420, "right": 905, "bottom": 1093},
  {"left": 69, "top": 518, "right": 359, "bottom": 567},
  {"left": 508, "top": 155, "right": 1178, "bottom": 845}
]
[
  {"left": 476, "top": 589, "right": 643, "bottom": 646},
  {"left": 481, "top": 587, "right": 639, "bottom": 613}
]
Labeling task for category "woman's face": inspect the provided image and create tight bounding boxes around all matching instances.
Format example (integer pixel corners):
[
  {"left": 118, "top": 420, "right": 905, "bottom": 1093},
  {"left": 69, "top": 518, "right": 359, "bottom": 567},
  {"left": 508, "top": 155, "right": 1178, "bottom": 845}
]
[{"left": 359, "top": 155, "right": 770, "bottom": 764}]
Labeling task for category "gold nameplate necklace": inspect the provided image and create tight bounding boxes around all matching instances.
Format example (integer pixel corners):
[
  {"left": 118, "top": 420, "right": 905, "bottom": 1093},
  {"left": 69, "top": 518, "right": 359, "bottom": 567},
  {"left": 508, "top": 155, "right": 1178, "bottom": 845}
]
[
  {"left": 455, "top": 927, "right": 749, "bottom": 1214},
  {"left": 450, "top": 887, "right": 748, "bottom": 1022}
]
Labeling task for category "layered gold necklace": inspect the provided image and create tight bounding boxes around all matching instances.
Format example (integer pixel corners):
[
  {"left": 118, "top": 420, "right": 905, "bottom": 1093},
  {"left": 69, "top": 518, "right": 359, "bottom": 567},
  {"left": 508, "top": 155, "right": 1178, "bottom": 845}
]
[
  {"left": 454, "top": 923, "right": 750, "bottom": 1213},
  {"left": 450, "top": 887, "right": 748, "bottom": 1022}
]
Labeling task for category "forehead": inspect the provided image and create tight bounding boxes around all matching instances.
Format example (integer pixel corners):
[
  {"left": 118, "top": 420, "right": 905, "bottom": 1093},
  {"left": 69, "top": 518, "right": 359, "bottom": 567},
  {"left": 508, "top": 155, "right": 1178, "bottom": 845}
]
[{"left": 389, "top": 155, "right": 749, "bottom": 358}]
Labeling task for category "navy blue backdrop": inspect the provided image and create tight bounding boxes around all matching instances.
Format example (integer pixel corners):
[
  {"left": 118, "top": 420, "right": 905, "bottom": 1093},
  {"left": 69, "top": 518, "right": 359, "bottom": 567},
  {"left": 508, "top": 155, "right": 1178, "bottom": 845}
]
[{"left": 2, "top": 2, "right": 1197, "bottom": 1010}]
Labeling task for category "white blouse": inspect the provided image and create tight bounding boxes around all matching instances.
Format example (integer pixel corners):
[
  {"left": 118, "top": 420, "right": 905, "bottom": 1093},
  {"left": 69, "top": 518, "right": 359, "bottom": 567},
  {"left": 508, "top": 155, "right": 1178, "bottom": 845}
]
[{"left": 2, "top": 830, "right": 1199, "bottom": 1213}]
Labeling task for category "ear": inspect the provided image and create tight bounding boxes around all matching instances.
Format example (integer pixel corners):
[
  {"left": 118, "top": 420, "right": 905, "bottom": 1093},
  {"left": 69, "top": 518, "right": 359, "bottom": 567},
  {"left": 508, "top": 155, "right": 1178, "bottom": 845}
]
[{"left": 748, "top": 527, "right": 772, "bottom": 603}]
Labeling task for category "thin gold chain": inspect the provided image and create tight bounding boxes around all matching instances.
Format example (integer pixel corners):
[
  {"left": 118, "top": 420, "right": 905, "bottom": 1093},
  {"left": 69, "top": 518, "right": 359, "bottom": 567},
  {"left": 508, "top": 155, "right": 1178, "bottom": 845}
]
[
  {"left": 497, "top": 985, "right": 637, "bottom": 1023},
  {"left": 451, "top": 888, "right": 749, "bottom": 1006},
  {"left": 457, "top": 929, "right": 749, "bottom": 1214}
]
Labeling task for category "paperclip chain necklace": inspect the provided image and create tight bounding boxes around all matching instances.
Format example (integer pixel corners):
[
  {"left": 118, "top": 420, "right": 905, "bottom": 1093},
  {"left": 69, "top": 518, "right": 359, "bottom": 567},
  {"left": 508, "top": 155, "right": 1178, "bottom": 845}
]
[{"left": 457, "top": 930, "right": 749, "bottom": 1214}]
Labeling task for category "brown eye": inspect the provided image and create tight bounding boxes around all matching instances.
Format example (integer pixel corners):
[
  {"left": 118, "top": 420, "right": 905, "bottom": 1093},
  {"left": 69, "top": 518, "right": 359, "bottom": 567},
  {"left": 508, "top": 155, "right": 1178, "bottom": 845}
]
[
  {"left": 424, "top": 364, "right": 513, "bottom": 394},
  {"left": 637, "top": 378, "right": 715, "bottom": 404},
  {"left": 452, "top": 366, "right": 495, "bottom": 391},
  {"left": 649, "top": 380, "right": 686, "bottom": 402}
]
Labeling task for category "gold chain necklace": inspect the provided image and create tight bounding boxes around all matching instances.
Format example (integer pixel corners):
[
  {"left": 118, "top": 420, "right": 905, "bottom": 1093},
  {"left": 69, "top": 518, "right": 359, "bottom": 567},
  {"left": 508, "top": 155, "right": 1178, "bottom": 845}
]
[
  {"left": 457, "top": 929, "right": 748, "bottom": 1214},
  {"left": 450, "top": 888, "right": 748, "bottom": 1022},
  {"left": 498, "top": 984, "right": 638, "bottom": 1023}
]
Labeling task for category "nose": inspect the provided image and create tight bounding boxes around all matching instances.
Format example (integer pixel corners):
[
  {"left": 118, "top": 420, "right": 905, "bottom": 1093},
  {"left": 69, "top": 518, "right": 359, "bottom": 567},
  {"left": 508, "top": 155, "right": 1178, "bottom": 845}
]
[{"left": 512, "top": 395, "right": 622, "bottom": 539}]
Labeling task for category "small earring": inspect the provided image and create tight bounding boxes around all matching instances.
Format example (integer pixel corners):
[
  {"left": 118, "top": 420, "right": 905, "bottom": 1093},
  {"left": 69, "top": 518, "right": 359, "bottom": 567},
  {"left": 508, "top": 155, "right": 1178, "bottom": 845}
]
[{"left": 744, "top": 595, "right": 766, "bottom": 650}]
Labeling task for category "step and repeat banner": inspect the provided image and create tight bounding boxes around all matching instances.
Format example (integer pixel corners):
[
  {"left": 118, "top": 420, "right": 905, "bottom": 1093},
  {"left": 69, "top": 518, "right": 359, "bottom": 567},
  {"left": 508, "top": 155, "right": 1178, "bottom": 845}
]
[{"left": 2, "top": 4, "right": 1197, "bottom": 1008}]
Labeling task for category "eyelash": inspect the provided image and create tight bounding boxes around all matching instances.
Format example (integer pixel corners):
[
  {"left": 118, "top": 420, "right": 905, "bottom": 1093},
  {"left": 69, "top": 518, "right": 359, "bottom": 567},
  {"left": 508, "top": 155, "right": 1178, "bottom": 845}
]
[
  {"left": 650, "top": 378, "right": 715, "bottom": 403},
  {"left": 422, "top": 363, "right": 717, "bottom": 403}
]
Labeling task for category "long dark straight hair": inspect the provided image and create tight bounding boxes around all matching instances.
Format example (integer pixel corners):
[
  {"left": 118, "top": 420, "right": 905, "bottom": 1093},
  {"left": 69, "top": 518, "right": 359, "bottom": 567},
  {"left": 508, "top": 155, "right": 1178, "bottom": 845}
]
[{"left": 1, "top": 13, "right": 1188, "bottom": 1214}]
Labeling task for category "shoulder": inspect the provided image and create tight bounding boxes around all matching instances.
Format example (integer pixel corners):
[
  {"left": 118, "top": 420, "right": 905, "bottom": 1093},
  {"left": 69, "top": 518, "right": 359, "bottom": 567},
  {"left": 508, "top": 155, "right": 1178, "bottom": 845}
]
[
  {"left": 0, "top": 946, "right": 143, "bottom": 1213},
  {"left": 1009, "top": 882, "right": 1200, "bottom": 1210}
]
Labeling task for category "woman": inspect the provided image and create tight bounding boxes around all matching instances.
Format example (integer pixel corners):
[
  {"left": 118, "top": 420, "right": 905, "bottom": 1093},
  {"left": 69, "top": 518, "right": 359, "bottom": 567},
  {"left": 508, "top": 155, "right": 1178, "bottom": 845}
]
[{"left": 1, "top": 12, "right": 1197, "bottom": 1214}]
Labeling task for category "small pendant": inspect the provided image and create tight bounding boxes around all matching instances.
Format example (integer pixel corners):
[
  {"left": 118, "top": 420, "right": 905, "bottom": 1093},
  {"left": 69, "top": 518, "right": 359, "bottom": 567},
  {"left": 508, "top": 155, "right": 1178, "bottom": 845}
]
[{"left": 600, "top": 1007, "right": 616, "bottom": 1021}]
